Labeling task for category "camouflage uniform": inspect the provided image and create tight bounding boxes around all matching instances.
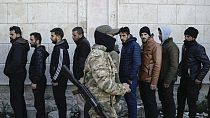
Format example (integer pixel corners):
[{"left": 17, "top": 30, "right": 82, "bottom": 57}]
[
  {"left": 110, "top": 49, "right": 122, "bottom": 113},
  {"left": 83, "top": 44, "right": 127, "bottom": 118}
]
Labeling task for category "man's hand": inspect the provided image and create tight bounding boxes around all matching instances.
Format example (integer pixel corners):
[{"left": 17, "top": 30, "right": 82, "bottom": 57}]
[
  {"left": 123, "top": 83, "right": 131, "bottom": 93},
  {"left": 195, "top": 79, "right": 201, "bottom": 84},
  {"left": 52, "top": 82, "right": 59, "bottom": 86},
  {"left": 128, "top": 80, "right": 132, "bottom": 85},
  {"left": 31, "top": 83, "right": 37, "bottom": 89},
  {"left": 150, "top": 84, "right": 157, "bottom": 90},
  {"left": 164, "top": 83, "right": 170, "bottom": 88}
]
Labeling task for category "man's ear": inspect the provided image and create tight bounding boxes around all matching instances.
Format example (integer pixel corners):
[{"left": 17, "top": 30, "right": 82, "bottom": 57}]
[
  {"left": 57, "top": 35, "right": 62, "bottom": 40},
  {"left": 36, "top": 39, "right": 40, "bottom": 44},
  {"left": 79, "top": 34, "right": 83, "bottom": 38},
  {"left": 17, "top": 33, "right": 21, "bottom": 37}
]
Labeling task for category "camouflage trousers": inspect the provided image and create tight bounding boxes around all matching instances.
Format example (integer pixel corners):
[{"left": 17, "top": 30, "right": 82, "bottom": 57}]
[{"left": 89, "top": 106, "right": 118, "bottom": 118}]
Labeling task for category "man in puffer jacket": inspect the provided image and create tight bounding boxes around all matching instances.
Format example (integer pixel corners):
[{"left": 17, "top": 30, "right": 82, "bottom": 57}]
[
  {"left": 119, "top": 27, "right": 141, "bottom": 118},
  {"left": 4, "top": 26, "right": 30, "bottom": 118},
  {"left": 83, "top": 25, "right": 131, "bottom": 118},
  {"left": 29, "top": 32, "right": 49, "bottom": 118},
  {"left": 157, "top": 26, "right": 179, "bottom": 118},
  {"left": 139, "top": 26, "right": 162, "bottom": 118},
  {"left": 176, "top": 27, "right": 210, "bottom": 118}
]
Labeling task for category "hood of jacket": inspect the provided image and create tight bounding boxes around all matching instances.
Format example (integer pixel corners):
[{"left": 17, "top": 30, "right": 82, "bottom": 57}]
[
  {"left": 14, "top": 37, "right": 30, "bottom": 51},
  {"left": 75, "top": 36, "right": 85, "bottom": 45},
  {"left": 122, "top": 35, "right": 137, "bottom": 46},
  {"left": 159, "top": 26, "right": 171, "bottom": 44},
  {"left": 55, "top": 39, "right": 69, "bottom": 49},
  {"left": 36, "top": 45, "right": 49, "bottom": 59}
]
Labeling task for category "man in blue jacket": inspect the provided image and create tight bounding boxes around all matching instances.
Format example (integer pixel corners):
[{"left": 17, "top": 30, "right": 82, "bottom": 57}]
[
  {"left": 177, "top": 27, "right": 210, "bottom": 118},
  {"left": 119, "top": 27, "right": 141, "bottom": 118}
]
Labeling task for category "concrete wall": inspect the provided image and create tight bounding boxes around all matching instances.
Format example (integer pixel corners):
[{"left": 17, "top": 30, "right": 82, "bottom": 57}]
[{"left": 0, "top": 0, "right": 210, "bottom": 84}]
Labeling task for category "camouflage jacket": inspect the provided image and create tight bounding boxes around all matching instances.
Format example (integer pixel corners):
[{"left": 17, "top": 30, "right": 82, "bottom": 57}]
[{"left": 83, "top": 44, "right": 127, "bottom": 117}]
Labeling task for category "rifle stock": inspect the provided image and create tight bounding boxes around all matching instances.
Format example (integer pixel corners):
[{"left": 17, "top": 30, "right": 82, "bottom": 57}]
[{"left": 62, "top": 65, "right": 108, "bottom": 118}]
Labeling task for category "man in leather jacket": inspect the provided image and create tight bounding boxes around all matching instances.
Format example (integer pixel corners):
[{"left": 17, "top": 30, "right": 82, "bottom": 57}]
[
  {"left": 29, "top": 32, "right": 49, "bottom": 118},
  {"left": 139, "top": 26, "right": 162, "bottom": 118},
  {"left": 177, "top": 27, "right": 210, "bottom": 118}
]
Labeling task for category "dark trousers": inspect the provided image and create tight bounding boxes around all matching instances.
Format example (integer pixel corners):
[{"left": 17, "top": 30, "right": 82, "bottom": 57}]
[
  {"left": 9, "top": 74, "right": 27, "bottom": 118},
  {"left": 84, "top": 101, "right": 91, "bottom": 118},
  {"left": 32, "top": 79, "right": 46, "bottom": 118},
  {"left": 176, "top": 79, "right": 201, "bottom": 118},
  {"left": 139, "top": 81, "right": 158, "bottom": 118},
  {"left": 158, "top": 80, "right": 176, "bottom": 118},
  {"left": 124, "top": 79, "right": 138, "bottom": 118},
  {"left": 207, "top": 87, "right": 210, "bottom": 118},
  {"left": 52, "top": 78, "right": 68, "bottom": 118}
]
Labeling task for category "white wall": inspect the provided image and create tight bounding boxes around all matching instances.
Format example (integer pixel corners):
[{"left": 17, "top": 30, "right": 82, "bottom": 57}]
[{"left": 0, "top": 0, "right": 209, "bottom": 84}]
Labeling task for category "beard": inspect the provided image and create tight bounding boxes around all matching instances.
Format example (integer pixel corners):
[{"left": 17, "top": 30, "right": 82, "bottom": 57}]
[
  {"left": 30, "top": 43, "right": 37, "bottom": 47},
  {"left": 142, "top": 38, "right": 147, "bottom": 43},
  {"left": 10, "top": 38, "right": 15, "bottom": 43},
  {"left": 52, "top": 40, "right": 57, "bottom": 44}
]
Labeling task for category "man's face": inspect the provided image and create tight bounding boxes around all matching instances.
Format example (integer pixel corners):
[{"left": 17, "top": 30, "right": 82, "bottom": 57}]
[
  {"left": 184, "top": 35, "right": 195, "bottom": 41},
  {"left": 9, "top": 30, "right": 18, "bottom": 42},
  {"left": 72, "top": 31, "right": 82, "bottom": 42},
  {"left": 140, "top": 32, "right": 150, "bottom": 43},
  {"left": 50, "top": 32, "right": 58, "bottom": 44},
  {"left": 158, "top": 30, "right": 162, "bottom": 42},
  {"left": 119, "top": 32, "right": 129, "bottom": 43},
  {"left": 29, "top": 35, "right": 37, "bottom": 47}
]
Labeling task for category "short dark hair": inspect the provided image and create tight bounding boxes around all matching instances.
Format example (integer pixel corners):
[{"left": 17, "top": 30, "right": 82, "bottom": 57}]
[
  {"left": 119, "top": 27, "right": 130, "bottom": 35},
  {"left": 50, "top": 28, "right": 64, "bottom": 39},
  {"left": 158, "top": 28, "right": 161, "bottom": 32},
  {"left": 9, "top": 26, "right": 22, "bottom": 35},
  {"left": 72, "top": 27, "right": 84, "bottom": 35},
  {"left": 30, "top": 32, "right": 42, "bottom": 44}
]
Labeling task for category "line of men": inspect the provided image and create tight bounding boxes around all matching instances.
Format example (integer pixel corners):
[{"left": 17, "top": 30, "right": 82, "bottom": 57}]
[{"left": 3, "top": 25, "right": 210, "bottom": 118}]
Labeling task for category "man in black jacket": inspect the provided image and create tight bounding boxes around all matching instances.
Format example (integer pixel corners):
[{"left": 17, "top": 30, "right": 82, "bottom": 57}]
[
  {"left": 72, "top": 27, "right": 91, "bottom": 118},
  {"left": 50, "top": 28, "right": 70, "bottom": 118},
  {"left": 29, "top": 32, "right": 49, "bottom": 118},
  {"left": 177, "top": 27, "right": 210, "bottom": 118},
  {"left": 4, "top": 26, "right": 30, "bottom": 118}
]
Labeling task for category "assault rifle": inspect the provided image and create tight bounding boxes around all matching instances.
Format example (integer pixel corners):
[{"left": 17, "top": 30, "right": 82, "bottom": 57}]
[{"left": 62, "top": 65, "right": 108, "bottom": 118}]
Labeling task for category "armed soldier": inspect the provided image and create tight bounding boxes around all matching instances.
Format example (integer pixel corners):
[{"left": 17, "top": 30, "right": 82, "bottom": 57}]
[{"left": 83, "top": 25, "right": 131, "bottom": 118}]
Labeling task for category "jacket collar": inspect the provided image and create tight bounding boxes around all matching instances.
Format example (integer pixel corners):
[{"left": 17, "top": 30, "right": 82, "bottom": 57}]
[
  {"left": 75, "top": 36, "right": 85, "bottom": 45},
  {"left": 184, "top": 40, "right": 197, "bottom": 48},
  {"left": 162, "top": 38, "right": 173, "bottom": 45},
  {"left": 122, "top": 34, "right": 137, "bottom": 46},
  {"left": 92, "top": 44, "right": 106, "bottom": 52},
  {"left": 143, "top": 37, "right": 155, "bottom": 46}
]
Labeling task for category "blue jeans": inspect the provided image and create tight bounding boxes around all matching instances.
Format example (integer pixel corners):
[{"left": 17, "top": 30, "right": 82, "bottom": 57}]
[{"left": 124, "top": 79, "right": 138, "bottom": 118}]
